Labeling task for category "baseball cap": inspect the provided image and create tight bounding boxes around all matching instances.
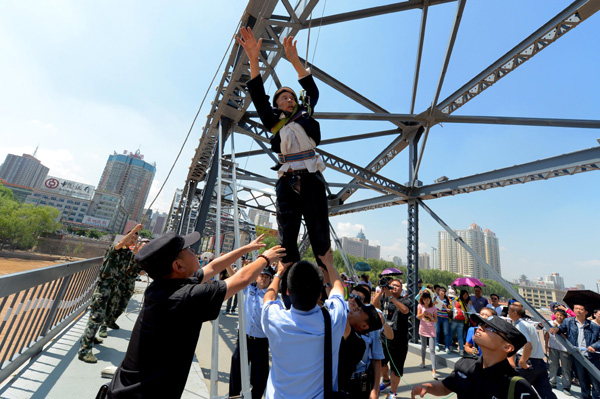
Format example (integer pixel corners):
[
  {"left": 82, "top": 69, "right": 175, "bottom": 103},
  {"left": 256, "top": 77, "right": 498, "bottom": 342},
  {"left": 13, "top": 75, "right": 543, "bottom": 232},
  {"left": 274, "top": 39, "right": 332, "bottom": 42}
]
[
  {"left": 362, "top": 305, "right": 383, "bottom": 334},
  {"left": 470, "top": 314, "right": 527, "bottom": 356},
  {"left": 134, "top": 231, "right": 200, "bottom": 279},
  {"left": 260, "top": 267, "right": 273, "bottom": 278}
]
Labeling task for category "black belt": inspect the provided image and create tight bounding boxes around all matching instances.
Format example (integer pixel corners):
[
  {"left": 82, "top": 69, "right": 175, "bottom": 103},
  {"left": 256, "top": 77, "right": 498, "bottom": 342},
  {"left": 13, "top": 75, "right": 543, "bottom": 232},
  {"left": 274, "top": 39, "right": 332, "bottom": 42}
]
[
  {"left": 282, "top": 169, "right": 310, "bottom": 177},
  {"left": 247, "top": 335, "right": 268, "bottom": 340}
]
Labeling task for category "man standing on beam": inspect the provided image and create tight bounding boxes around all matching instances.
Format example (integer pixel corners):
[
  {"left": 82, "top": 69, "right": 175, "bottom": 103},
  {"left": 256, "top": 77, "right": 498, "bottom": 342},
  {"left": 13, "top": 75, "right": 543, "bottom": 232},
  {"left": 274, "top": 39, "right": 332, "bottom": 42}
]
[{"left": 237, "top": 27, "right": 331, "bottom": 277}]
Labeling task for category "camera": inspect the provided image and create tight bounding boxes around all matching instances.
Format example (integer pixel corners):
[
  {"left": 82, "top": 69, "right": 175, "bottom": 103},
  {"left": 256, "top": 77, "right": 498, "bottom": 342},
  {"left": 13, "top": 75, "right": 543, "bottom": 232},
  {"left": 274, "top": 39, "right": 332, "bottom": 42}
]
[{"left": 379, "top": 278, "right": 388, "bottom": 288}]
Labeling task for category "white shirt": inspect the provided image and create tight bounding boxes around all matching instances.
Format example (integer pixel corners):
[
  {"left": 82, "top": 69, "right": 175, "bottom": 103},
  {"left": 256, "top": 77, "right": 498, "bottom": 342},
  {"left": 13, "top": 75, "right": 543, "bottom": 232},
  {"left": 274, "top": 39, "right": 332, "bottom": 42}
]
[
  {"left": 262, "top": 294, "right": 348, "bottom": 399},
  {"left": 514, "top": 318, "right": 545, "bottom": 359},
  {"left": 486, "top": 303, "right": 504, "bottom": 315},
  {"left": 277, "top": 122, "right": 326, "bottom": 178}
]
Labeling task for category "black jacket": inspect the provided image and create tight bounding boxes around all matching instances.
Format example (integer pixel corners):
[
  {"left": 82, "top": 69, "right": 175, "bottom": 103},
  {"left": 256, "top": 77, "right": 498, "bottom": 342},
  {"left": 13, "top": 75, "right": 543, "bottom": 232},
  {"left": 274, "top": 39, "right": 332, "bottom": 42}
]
[{"left": 246, "top": 74, "right": 321, "bottom": 154}]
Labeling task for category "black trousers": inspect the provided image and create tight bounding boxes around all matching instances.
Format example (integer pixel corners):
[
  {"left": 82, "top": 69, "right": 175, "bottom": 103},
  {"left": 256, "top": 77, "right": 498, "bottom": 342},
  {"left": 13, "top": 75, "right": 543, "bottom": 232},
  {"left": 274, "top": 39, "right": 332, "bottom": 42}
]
[
  {"left": 516, "top": 357, "right": 557, "bottom": 399},
  {"left": 276, "top": 171, "right": 330, "bottom": 267},
  {"left": 229, "top": 335, "right": 270, "bottom": 399},
  {"left": 382, "top": 337, "right": 409, "bottom": 377}
]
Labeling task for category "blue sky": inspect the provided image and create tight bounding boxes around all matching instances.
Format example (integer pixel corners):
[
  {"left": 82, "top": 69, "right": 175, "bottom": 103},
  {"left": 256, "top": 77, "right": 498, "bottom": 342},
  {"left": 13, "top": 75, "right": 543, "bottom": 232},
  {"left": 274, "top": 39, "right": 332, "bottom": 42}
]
[{"left": 1, "top": 1, "right": 598, "bottom": 288}]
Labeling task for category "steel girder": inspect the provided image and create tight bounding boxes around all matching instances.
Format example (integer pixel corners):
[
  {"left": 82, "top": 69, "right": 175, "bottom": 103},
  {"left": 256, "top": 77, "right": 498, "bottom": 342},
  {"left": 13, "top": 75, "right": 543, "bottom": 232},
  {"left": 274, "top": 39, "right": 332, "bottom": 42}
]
[
  {"left": 406, "top": 199, "right": 419, "bottom": 343},
  {"left": 418, "top": 146, "right": 600, "bottom": 199},
  {"left": 180, "top": 0, "right": 600, "bottom": 234},
  {"left": 435, "top": 0, "right": 600, "bottom": 117},
  {"left": 186, "top": 0, "right": 320, "bottom": 184}
]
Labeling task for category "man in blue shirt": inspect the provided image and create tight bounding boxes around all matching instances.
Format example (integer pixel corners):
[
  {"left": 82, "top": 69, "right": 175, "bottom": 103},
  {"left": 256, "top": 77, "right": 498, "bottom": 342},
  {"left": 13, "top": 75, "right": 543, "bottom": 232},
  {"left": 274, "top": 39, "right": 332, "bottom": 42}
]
[
  {"left": 469, "top": 286, "right": 489, "bottom": 313},
  {"left": 464, "top": 307, "right": 496, "bottom": 357},
  {"left": 228, "top": 266, "right": 274, "bottom": 399},
  {"left": 261, "top": 250, "right": 347, "bottom": 399},
  {"left": 551, "top": 303, "right": 600, "bottom": 399}
]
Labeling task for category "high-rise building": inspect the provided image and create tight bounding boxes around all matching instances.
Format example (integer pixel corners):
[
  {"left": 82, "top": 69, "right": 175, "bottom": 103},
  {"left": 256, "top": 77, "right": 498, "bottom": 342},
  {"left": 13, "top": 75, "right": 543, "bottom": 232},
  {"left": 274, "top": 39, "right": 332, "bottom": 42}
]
[
  {"left": 438, "top": 223, "right": 501, "bottom": 280},
  {"left": 248, "top": 209, "right": 272, "bottom": 229},
  {"left": 431, "top": 247, "right": 438, "bottom": 270},
  {"left": 341, "top": 230, "right": 381, "bottom": 260},
  {"left": 97, "top": 150, "right": 156, "bottom": 222},
  {"left": 389, "top": 256, "right": 403, "bottom": 267},
  {"left": 419, "top": 253, "right": 431, "bottom": 270},
  {"left": 0, "top": 153, "right": 49, "bottom": 189},
  {"left": 544, "top": 273, "right": 565, "bottom": 290},
  {"left": 86, "top": 191, "right": 129, "bottom": 233},
  {"left": 151, "top": 212, "right": 168, "bottom": 236}
]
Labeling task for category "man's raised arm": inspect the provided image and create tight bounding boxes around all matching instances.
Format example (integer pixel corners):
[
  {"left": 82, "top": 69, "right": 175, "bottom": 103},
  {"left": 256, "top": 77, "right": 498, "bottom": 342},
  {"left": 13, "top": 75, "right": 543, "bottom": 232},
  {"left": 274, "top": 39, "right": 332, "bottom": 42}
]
[
  {"left": 201, "top": 234, "right": 266, "bottom": 283},
  {"left": 319, "top": 249, "right": 343, "bottom": 298}
]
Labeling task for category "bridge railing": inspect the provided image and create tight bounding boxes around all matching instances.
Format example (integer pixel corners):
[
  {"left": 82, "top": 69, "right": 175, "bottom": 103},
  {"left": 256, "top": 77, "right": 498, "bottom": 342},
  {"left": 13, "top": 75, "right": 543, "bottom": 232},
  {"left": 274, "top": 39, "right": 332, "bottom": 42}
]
[{"left": 0, "top": 257, "right": 102, "bottom": 383}]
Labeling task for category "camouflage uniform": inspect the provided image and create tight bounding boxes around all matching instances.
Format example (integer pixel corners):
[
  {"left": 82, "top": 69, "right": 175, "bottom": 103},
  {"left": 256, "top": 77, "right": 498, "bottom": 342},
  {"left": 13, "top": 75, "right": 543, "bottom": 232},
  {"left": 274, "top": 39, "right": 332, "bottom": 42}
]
[
  {"left": 78, "top": 244, "right": 134, "bottom": 357},
  {"left": 105, "top": 261, "right": 142, "bottom": 326}
]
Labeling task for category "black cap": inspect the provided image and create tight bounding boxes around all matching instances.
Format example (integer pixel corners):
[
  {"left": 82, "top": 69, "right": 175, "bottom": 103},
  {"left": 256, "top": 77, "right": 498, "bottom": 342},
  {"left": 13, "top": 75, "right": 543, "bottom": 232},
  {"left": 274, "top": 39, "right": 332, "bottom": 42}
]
[
  {"left": 134, "top": 231, "right": 200, "bottom": 279},
  {"left": 470, "top": 314, "right": 527, "bottom": 357},
  {"left": 260, "top": 267, "right": 273, "bottom": 278},
  {"left": 362, "top": 305, "right": 383, "bottom": 334}
]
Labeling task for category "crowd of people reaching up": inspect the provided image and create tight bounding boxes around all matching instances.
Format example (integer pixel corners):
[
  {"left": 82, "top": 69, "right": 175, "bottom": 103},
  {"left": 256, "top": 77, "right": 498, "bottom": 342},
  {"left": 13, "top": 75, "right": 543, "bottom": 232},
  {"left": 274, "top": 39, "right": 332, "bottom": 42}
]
[
  {"left": 84, "top": 228, "right": 600, "bottom": 399},
  {"left": 85, "top": 25, "right": 600, "bottom": 399}
]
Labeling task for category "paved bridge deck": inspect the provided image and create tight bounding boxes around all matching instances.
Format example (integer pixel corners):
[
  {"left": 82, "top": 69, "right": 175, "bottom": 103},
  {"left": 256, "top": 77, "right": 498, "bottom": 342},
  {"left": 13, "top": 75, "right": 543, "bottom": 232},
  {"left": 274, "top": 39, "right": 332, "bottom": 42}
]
[{"left": 0, "top": 280, "right": 580, "bottom": 398}]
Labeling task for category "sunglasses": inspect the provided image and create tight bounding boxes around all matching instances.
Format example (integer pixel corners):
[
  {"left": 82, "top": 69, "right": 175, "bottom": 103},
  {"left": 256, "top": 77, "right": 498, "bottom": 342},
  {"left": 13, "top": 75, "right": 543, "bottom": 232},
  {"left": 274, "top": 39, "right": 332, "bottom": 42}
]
[
  {"left": 348, "top": 293, "right": 365, "bottom": 302},
  {"left": 479, "top": 323, "right": 510, "bottom": 343}
]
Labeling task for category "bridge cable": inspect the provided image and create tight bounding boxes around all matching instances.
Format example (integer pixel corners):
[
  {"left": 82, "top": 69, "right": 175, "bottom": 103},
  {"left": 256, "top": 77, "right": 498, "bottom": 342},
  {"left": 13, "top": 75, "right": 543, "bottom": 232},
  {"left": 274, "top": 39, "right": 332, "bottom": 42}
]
[{"left": 143, "top": 19, "right": 242, "bottom": 219}]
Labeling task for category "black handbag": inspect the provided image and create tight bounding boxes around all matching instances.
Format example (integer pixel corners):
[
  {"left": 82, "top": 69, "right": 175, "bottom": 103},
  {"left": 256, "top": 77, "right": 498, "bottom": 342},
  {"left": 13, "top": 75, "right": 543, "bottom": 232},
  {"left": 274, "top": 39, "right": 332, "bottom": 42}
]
[{"left": 322, "top": 307, "right": 350, "bottom": 399}]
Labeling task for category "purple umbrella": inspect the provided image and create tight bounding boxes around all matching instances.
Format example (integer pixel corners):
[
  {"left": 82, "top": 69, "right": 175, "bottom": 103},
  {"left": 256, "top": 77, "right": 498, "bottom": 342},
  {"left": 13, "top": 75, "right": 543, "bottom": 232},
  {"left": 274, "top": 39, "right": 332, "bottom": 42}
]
[
  {"left": 381, "top": 268, "right": 403, "bottom": 276},
  {"left": 452, "top": 277, "right": 485, "bottom": 287}
]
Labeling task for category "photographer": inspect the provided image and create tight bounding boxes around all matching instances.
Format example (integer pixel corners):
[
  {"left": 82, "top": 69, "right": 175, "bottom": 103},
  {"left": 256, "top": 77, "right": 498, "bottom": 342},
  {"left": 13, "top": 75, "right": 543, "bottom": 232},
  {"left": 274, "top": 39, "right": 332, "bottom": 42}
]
[{"left": 373, "top": 278, "right": 411, "bottom": 399}]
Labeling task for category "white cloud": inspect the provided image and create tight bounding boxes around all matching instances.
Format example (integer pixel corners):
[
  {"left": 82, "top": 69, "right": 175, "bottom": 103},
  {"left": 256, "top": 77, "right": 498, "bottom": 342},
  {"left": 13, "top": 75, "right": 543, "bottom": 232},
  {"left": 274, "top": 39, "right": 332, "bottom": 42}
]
[
  {"left": 336, "top": 222, "right": 364, "bottom": 238},
  {"left": 401, "top": 220, "right": 408, "bottom": 225},
  {"left": 577, "top": 259, "right": 600, "bottom": 268}
]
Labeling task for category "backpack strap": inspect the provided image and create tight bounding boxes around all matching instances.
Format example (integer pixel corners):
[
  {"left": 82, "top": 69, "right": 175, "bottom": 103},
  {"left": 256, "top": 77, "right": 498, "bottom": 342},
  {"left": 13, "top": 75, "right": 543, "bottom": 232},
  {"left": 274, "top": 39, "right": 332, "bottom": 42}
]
[
  {"left": 270, "top": 104, "right": 299, "bottom": 135},
  {"left": 322, "top": 306, "right": 332, "bottom": 399},
  {"left": 507, "top": 376, "right": 525, "bottom": 399}
]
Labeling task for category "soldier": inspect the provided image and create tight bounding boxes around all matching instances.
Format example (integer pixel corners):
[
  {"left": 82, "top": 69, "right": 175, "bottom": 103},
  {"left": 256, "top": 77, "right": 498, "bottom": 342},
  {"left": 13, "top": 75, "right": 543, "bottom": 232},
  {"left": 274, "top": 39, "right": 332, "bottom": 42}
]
[
  {"left": 101, "top": 237, "right": 150, "bottom": 337},
  {"left": 78, "top": 224, "right": 143, "bottom": 363}
]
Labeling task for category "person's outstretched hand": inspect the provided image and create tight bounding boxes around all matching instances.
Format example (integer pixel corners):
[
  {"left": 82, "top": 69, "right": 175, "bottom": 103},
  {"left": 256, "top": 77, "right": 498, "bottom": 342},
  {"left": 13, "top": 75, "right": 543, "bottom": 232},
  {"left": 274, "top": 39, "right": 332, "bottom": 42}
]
[
  {"left": 245, "top": 234, "right": 266, "bottom": 253},
  {"left": 263, "top": 245, "right": 286, "bottom": 266},
  {"left": 237, "top": 26, "right": 262, "bottom": 61},
  {"left": 283, "top": 36, "right": 299, "bottom": 63}
]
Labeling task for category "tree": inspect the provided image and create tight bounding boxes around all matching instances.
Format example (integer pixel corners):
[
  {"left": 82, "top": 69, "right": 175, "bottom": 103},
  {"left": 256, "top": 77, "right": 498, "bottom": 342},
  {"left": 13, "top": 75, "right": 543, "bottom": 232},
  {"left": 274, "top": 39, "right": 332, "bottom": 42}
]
[
  {"left": 0, "top": 183, "right": 62, "bottom": 250},
  {"left": 139, "top": 229, "right": 154, "bottom": 239},
  {"left": 87, "top": 228, "right": 102, "bottom": 239}
]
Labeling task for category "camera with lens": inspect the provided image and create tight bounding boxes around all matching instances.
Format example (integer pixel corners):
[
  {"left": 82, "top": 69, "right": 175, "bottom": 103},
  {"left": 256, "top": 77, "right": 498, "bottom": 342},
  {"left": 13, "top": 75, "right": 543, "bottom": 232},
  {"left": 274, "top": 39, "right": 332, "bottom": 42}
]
[{"left": 379, "top": 278, "right": 388, "bottom": 288}]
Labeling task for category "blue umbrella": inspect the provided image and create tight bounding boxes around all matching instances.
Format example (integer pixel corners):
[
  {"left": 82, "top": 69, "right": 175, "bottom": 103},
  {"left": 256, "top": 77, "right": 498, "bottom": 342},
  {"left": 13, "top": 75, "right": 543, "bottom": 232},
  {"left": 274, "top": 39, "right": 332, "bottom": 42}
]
[{"left": 353, "top": 261, "right": 371, "bottom": 272}]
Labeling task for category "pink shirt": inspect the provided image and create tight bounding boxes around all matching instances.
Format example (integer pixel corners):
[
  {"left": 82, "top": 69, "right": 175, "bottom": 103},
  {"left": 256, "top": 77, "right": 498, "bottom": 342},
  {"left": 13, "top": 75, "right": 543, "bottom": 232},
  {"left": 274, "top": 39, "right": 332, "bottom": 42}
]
[{"left": 418, "top": 304, "right": 437, "bottom": 337}]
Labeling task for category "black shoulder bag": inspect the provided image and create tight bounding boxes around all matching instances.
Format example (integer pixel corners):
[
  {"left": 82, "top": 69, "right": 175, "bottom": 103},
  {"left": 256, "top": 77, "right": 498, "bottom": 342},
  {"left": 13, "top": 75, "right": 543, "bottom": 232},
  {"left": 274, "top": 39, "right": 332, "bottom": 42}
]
[{"left": 321, "top": 307, "right": 350, "bottom": 399}]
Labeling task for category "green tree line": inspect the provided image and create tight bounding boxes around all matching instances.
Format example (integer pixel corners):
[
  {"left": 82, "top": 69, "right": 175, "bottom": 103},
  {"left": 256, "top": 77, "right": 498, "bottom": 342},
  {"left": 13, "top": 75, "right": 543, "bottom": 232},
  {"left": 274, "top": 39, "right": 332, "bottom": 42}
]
[{"left": 0, "top": 183, "right": 62, "bottom": 250}]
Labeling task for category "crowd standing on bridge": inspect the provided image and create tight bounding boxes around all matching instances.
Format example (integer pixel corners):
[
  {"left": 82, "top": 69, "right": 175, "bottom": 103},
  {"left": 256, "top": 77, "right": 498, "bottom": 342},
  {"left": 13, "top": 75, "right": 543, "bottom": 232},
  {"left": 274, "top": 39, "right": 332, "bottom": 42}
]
[{"left": 81, "top": 28, "right": 600, "bottom": 399}]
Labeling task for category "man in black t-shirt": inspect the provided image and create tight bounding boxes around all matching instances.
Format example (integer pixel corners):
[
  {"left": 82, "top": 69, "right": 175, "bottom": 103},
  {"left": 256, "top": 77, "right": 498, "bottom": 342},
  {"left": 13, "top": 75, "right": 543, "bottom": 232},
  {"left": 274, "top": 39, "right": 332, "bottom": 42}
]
[
  {"left": 373, "top": 279, "right": 411, "bottom": 398},
  {"left": 411, "top": 314, "right": 540, "bottom": 399},
  {"left": 105, "top": 232, "right": 284, "bottom": 399}
]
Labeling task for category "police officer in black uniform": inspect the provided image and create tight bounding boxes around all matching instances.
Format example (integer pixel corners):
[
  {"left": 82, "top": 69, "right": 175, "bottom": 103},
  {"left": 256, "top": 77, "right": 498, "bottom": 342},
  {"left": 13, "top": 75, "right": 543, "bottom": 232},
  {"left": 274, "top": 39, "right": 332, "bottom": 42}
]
[{"left": 411, "top": 313, "right": 541, "bottom": 399}]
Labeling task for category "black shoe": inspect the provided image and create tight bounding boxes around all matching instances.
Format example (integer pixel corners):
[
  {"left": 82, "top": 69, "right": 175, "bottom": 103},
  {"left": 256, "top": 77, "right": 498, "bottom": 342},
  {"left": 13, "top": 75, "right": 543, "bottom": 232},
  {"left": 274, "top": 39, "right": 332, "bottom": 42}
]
[
  {"left": 106, "top": 322, "right": 120, "bottom": 330},
  {"left": 94, "top": 337, "right": 104, "bottom": 345}
]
